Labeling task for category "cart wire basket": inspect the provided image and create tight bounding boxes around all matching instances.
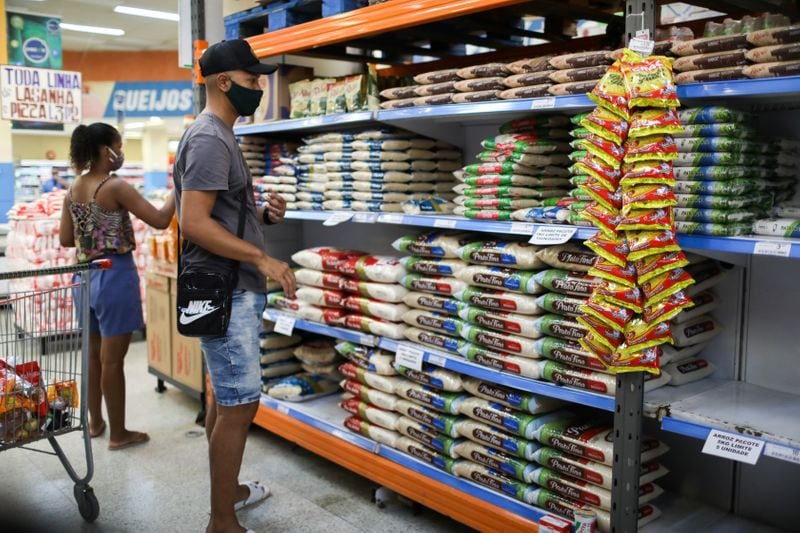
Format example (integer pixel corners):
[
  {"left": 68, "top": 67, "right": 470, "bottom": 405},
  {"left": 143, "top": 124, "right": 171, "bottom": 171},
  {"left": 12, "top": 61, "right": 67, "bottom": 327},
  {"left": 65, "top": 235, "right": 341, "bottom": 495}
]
[{"left": 0, "top": 259, "right": 111, "bottom": 522}]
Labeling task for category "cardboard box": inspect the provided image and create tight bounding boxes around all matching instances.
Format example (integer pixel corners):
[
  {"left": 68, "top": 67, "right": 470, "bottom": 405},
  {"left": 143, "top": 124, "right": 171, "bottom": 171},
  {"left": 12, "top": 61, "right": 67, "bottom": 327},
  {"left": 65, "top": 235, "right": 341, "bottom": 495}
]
[
  {"left": 170, "top": 282, "right": 204, "bottom": 392},
  {"left": 253, "top": 65, "right": 314, "bottom": 123},
  {"left": 145, "top": 273, "right": 172, "bottom": 377}
]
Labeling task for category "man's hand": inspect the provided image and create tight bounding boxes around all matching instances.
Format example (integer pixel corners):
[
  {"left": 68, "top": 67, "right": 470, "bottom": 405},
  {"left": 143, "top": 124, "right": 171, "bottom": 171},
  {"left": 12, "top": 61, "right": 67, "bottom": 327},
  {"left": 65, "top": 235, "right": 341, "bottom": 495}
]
[
  {"left": 266, "top": 190, "right": 287, "bottom": 224},
  {"left": 258, "top": 254, "right": 296, "bottom": 299}
]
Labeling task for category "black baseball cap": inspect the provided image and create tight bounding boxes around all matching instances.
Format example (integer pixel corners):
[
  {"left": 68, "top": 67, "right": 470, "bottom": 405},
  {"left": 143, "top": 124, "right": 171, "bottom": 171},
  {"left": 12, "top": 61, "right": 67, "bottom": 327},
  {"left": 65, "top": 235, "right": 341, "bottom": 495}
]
[{"left": 199, "top": 39, "right": 278, "bottom": 77}]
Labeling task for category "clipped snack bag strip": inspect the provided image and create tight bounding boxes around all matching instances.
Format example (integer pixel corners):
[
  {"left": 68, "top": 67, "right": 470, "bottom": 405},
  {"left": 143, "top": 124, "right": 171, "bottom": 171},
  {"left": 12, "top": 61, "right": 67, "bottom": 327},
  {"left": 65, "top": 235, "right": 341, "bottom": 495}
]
[
  {"left": 618, "top": 208, "right": 673, "bottom": 232},
  {"left": 588, "top": 63, "right": 629, "bottom": 120},
  {"left": 624, "top": 55, "right": 680, "bottom": 109},
  {"left": 580, "top": 107, "right": 629, "bottom": 145},
  {"left": 578, "top": 330, "right": 616, "bottom": 362},
  {"left": 634, "top": 251, "right": 689, "bottom": 285},
  {"left": 622, "top": 319, "right": 673, "bottom": 356},
  {"left": 594, "top": 281, "right": 644, "bottom": 313},
  {"left": 622, "top": 185, "right": 677, "bottom": 215},
  {"left": 621, "top": 160, "right": 675, "bottom": 187},
  {"left": 572, "top": 133, "right": 626, "bottom": 168},
  {"left": 589, "top": 259, "right": 637, "bottom": 288},
  {"left": 580, "top": 179, "right": 623, "bottom": 212},
  {"left": 626, "top": 230, "right": 681, "bottom": 262},
  {"left": 628, "top": 108, "right": 683, "bottom": 138},
  {"left": 582, "top": 203, "right": 621, "bottom": 239},
  {"left": 581, "top": 297, "right": 635, "bottom": 332},
  {"left": 623, "top": 135, "right": 678, "bottom": 163},
  {"left": 572, "top": 153, "right": 621, "bottom": 189},
  {"left": 584, "top": 233, "right": 628, "bottom": 268},
  {"left": 641, "top": 268, "right": 695, "bottom": 308},
  {"left": 643, "top": 291, "right": 694, "bottom": 324}
]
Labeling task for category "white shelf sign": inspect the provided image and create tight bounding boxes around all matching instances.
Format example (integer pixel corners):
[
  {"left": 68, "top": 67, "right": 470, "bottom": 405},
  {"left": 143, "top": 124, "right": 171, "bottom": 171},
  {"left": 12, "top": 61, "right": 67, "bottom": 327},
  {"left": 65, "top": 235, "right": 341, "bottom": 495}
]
[
  {"left": 274, "top": 315, "right": 296, "bottom": 336},
  {"left": 529, "top": 225, "right": 577, "bottom": 245},
  {"left": 433, "top": 218, "right": 458, "bottom": 229},
  {"left": 323, "top": 212, "right": 353, "bottom": 226},
  {"left": 395, "top": 344, "right": 424, "bottom": 371},
  {"left": 353, "top": 213, "right": 378, "bottom": 223},
  {"left": 427, "top": 353, "right": 446, "bottom": 367},
  {"left": 764, "top": 442, "right": 800, "bottom": 465},
  {"left": 629, "top": 37, "right": 655, "bottom": 57},
  {"left": 702, "top": 430, "right": 764, "bottom": 465},
  {"left": 510, "top": 222, "right": 533, "bottom": 235},
  {"left": 753, "top": 241, "right": 792, "bottom": 257},
  {"left": 531, "top": 97, "right": 556, "bottom": 110},
  {"left": 381, "top": 213, "right": 405, "bottom": 224}
]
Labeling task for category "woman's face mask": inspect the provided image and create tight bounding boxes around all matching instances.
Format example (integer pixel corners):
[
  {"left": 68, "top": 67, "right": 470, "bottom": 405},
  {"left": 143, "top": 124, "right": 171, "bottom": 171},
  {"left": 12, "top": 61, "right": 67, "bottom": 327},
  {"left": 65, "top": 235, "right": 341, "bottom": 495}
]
[{"left": 108, "top": 147, "right": 125, "bottom": 171}]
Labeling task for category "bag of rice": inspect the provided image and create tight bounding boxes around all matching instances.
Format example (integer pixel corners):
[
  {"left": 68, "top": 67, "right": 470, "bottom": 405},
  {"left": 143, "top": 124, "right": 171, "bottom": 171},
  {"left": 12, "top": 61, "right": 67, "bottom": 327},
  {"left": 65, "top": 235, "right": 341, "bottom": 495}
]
[
  {"left": 394, "top": 399, "right": 461, "bottom": 438},
  {"left": 338, "top": 362, "right": 405, "bottom": 394},
  {"left": 672, "top": 315, "right": 721, "bottom": 347},
  {"left": 663, "top": 358, "right": 716, "bottom": 386},
  {"left": 396, "top": 416, "right": 460, "bottom": 458},
  {"left": 458, "top": 343, "right": 543, "bottom": 379},
  {"left": 261, "top": 359, "right": 303, "bottom": 379},
  {"left": 259, "top": 332, "right": 302, "bottom": 350},
  {"left": 454, "top": 418, "right": 540, "bottom": 460},
  {"left": 534, "top": 270, "right": 601, "bottom": 297},
  {"left": 403, "top": 327, "right": 468, "bottom": 355},
  {"left": 458, "top": 397, "right": 572, "bottom": 440},
  {"left": 457, "top": 241, "right": 544, "bottom": 270},
  {"left": 265, "top": 373, "right": 339, "bottom": 401},
  {"left": 295, "top": 286, "right": 345, "bottom": 308},
  {"left": 536, "top": 244, "right": 597, "bottom": 272},
  {"left": 454, "top": 286, "right": 543, "bottom": 315},
  {"left": 335, "top": 342, "right": 397, "bottom": 375},
  {"left": 685, "top": 261, "right": 727, "bottom": 294},
  {"left": 414, "top": 68, "right": 461, "bottom": 84},
  {"left": 343, "top": 314, "right": 407, "bottom": 339},
  {"left": 460, "top": 323, "right": 541, "bottom": 356},
  {"left": 533, "top": 419, "right": 669, "bottom": 466},
  {"left": 393, "top": 363, "right": 463, "bottom": 392},
  {"left": 344, "top": 415, "right": 401, "bottom": 448},
  {"left": 394, "top": 436, "right": 459, "bottom": 473},
  {"left": 533, "top": 315, "right": 587, "bottom": 341},
  {"left": 393, "top": 380, "right": 468, "bottom": 414},
  {"left": 400, "top": 257, "right": 467, "bottom": 277},
  {"left": 340, "top": 398, "right": 400, "bottom": 431},
  {"left": 403, "top": 292, "right": 468, "bottom": 316},
  {"left": 457, "top": 266, "right": 544, "bottom": 295},
  {"left": 672, "top": 291, "right": 718, "bottom": 324},
  {"left": 292, "top": 247, "right": 366, "bottom": 272},
  {"left": 293, "top": 339, "right": 339, "bottom": 365},
  {"left": 549, "top": 51, "right": 612, "bottom": 69},
  {"left": 260, "top": 347, "right": 298, "bottom": 365},
  {"left": 540, "top": 360, "right": 615, "bottom": 395},
  {"left": 535, "top": 337, "right": 609, "bottom": 373},
  {"left": 453, "top": 441, "right": 536, "bottom": 482},
  {"left": 340, "top": 379, "right": 399, "bottom": 411},
  {"left": 339, "top": 278, "right": 408, "bottom": 303},
  {"left": 535, "top": 293, "right": 587, "bottom": 317},
  {"left": 341, "top": 296, "right": 409, "bottom": 322},
  {"left": 399, "top": 274, "right": 469, "bottom": 297},
  {"left": 462, "top": 376, "right": 564, "bottom": 414},
  {"left": 267, "top": 295, "right": 348, "bottom": 325},
  {"left": 392, "top": 231, "right": 475, "bottom": 258},
  {"left": 507, "top": 56, "right": 555, "bottom": 74},
  {"left": 458, "top": 306, "right": 542, "bottom": 339},
  {"left": 401, "top": 309, "right": 467, "bottom": 337},
  {"left": 659, "top": 342, "right": 708, "bottom": 366},
  {"left": 453, "top": 461, "right": 539, "bottom": 503}
]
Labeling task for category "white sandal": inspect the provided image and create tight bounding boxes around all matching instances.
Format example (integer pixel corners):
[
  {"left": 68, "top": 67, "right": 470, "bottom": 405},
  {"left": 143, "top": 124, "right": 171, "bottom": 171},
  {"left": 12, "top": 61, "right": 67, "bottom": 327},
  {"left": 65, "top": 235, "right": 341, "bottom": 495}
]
[{"left": 234, "top": 481, "right": 271, "bottom": 512}]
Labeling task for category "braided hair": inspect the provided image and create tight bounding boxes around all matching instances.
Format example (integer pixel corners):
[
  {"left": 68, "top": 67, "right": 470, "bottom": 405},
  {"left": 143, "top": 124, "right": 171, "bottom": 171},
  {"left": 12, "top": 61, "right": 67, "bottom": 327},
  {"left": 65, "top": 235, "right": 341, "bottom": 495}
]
[{"left": 69, "top": 122, "right": 120, "bottom": 173}]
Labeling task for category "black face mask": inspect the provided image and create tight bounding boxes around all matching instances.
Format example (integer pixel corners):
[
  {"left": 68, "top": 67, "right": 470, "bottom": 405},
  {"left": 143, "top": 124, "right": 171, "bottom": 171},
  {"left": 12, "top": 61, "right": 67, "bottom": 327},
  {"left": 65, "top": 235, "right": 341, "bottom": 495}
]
[{"left": 225, "top": 80, "right": 263, "bottom": 117}]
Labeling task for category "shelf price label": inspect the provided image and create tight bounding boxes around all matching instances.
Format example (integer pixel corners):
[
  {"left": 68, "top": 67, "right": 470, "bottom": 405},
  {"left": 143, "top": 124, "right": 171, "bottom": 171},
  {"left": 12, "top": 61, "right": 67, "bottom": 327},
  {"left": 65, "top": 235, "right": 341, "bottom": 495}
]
[
  {"left": 274, "top": 315, "right": 296, "bottom": 336},
  {"left": 380, "top": 213, "right": 405, "bottom": 224},
  {"left": 433, "top": 218, "right": 458, "bottom": 229},
  {"left": 764, "top": 442, "right": 800, "bottom": 465},
  {"left": 753, "top": 241, "right": 792, "bottom": 257},
  {"left": 529, "top": 225, "right": 576, "bottom": 245},
  {"left": 510, "top": 222, "right": 533, "bottom": 235},
  {"left": 352, "top": 213, "right": 378, "bottom": 223},
  {"left": 702, "top": 429, "right": 764, "bottom": 465},
  {"left": 323, "top": 212, "right": 353, "bottom": 226},
  {"left": 531, "top": 97, "right": 556, "bottom": 110},
  {"left": 395, "top": 344, "right": 424, "bottom": 371},
  {"left": 427, "top": 353, "right": 446, "bottom": 367}
]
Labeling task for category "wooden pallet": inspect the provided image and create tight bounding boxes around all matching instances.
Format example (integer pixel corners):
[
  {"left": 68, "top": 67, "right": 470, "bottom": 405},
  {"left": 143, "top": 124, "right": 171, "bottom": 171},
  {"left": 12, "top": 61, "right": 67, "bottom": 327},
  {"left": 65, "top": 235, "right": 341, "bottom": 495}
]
[{"left": 225, "top": 0, "right": 367, "bottom": 40}]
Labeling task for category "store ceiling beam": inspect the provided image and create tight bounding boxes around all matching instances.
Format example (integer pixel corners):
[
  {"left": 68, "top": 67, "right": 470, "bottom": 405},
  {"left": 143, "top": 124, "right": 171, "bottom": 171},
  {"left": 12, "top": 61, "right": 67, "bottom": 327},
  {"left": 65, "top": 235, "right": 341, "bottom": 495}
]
[
  {"left": 246, "top": 0, "right": 531, "bottom": 59},
  {"left": 347, "top": 38, "right": 445, "bottom": 59},
  {"left": 506, "top": 0, "right": 619, "bottom": 24}
]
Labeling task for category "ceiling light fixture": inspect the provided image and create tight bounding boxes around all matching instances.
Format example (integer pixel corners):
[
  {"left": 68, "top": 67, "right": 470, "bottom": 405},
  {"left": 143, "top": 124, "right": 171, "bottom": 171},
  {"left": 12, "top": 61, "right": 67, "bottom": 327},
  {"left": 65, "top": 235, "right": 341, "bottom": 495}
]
[
  {"left": 114, "top": 5, "right": 179, "bottom": 22},
  {"left": 60, "top": 23, "right": 125, "bottom": 36}
]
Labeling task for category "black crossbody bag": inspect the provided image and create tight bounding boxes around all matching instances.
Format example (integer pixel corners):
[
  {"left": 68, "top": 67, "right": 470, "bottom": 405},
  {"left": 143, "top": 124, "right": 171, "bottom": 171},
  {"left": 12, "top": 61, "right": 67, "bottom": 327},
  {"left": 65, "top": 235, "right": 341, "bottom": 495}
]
[{"left": 176, "top": 189, "right": 247, "bottom": 337}]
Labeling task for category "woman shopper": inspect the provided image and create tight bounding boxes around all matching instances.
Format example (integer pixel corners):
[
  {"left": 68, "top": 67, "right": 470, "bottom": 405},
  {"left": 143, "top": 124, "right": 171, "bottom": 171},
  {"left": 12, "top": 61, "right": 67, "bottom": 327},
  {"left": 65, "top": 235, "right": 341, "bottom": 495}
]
[{"left": 59, "top": 122, "right": 175, "bottom": 450}]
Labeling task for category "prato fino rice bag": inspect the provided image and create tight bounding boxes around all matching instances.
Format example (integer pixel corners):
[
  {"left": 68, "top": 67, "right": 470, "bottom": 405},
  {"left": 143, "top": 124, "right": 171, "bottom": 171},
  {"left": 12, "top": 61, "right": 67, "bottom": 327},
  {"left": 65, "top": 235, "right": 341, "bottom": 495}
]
[
  {"left": 392, "top": 231, "right": 475, "bottom": 258},
  {"left": 393, "top": 363, "right": 464, "bottom": 392},
  {"left": 335, "top": 342, "right": 397, "bottom": 375},
  {"left": 393, "top": 380, "right": 468, "bottom": 415},
  {"left": 457, "top": 241, "right": 544, "bottom": 270},
  {"left": 344, "top": 415, "right": 401, "bottom": 448},
  {"left": 394, "top": 399, "right": 461, "bottom": 438},
  {"left": 458, "top": 397, "right": 573, "bottom": 440},
  {"left": 462, "top": 376, "right": 565, "bottom": 414}
]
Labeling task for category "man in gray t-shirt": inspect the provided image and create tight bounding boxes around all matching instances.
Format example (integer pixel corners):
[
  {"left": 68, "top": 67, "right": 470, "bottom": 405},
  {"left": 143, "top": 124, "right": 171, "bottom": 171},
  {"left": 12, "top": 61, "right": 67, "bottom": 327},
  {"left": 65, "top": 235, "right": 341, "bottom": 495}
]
[{"left": 173, "top": 39, "right": 296, "bottom": 533}]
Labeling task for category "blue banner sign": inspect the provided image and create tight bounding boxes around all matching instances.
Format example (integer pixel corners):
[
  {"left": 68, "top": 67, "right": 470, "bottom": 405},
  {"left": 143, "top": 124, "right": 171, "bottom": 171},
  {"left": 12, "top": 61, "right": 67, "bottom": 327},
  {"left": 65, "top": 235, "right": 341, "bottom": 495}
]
[{"left": 104, "top": 81, "right": 193, "bottom": 118}]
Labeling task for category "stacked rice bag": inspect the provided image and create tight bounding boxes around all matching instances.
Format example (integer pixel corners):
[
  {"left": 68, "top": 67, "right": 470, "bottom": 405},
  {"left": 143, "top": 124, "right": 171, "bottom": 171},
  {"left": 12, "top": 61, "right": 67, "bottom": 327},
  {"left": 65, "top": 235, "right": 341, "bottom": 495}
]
[
  {"left": 673, "top": 106, "right": 795, "bottom": 236},
  {"left": 268, "top": 247, "right": 410, "bottom": 339},
  {"left": 545, "top": 51, "right": 614, "bottom": 97},
  {"left": 753, "top": 199, "right": 800, "bottom": 238},
  {"left": 243, "top": 138, "right": 300, "bottom": 211},
  {"left": 451, "top": 115, "right": 575, "bottom": 222},
  {"left": 575, "top": 49, "right": 694, "bottom": 374},
  {"left": 294, "top": 129, "right": 460, "bottom": 213},
  {"left": 565, "top": 112, "right": 615, "bottom": 228},
  {"left": 262, "top": 328, "right": 342, "bottom": 401},
  {"left": 258, "top": 322, "right": 304, "bottom": 386}
]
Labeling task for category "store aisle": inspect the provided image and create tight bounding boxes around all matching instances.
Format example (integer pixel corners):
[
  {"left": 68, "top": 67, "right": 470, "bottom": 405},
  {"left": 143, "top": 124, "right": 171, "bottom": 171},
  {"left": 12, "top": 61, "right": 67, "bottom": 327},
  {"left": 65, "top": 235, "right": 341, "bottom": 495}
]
[{"left": 0, "top": 340, "right": 467, "bottom": 532}]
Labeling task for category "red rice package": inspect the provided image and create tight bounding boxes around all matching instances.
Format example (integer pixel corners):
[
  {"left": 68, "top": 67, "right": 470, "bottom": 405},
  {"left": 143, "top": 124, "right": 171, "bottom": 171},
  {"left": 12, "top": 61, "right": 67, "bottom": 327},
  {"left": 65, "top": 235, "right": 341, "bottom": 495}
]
[
  {"left": 584, "top": 233, "right": 629, "bottom": 267},
  {"left": 582, "top": 203, "right": 621, "bottom": 239},
  {"left": 634, "top": 251, "right": 689, "bottom": 285},
  {"left": 580, "top": 107, "right": 629, "bottom": 145},
  {"left": 581, "top": 297, "right": 635, "bottom": 332},
  {"left": 594, "top": 281, "right": 644, "bottom": 313},
  {"left": 642, "top": 291, "right": 694, "bottom": 324},
  {"left": 580, "top": 179, "right": 623, "bottom": 212},
  {"left": 573, "top": 133, "right": 626, "bottom": 168},
  {"left": 589, "top": 259, "right": 637, "bottom": 287},
  {"left": 624, "top": 55, "right": 680, "bottom": 109},
  {"left": 623, "top": 135, "right": 678, "bottom": 163},
  {"left": 588, "top": 63, "right": 629, "bottom": 120},
  {"left": 622, "top": 319, "right": 673, "bottom": 355},
  {"left": 628, "top": 108, "right": 683, "bottom": 138},
  {"left": 640, "top": 268, "right": 695, "bottom": 307},
  {"left": 627, "top": 230, "right": 681, "bottom": 262},
  {"left": 621, "top": 185, "right": 677, "bottom": 215},
  {"left": 618, "top": 208, "right": 673, "bottom": 232},
  {"left": 620, "top": 161, "right": 675, "bottom": 187}
]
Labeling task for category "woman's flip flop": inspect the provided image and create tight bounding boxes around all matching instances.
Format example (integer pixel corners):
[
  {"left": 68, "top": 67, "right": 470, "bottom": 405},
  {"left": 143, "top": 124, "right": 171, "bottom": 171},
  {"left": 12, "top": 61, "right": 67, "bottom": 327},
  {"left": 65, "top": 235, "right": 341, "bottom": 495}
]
[{"left": 234, "top": 481, "right": 271, "bottom": 512}]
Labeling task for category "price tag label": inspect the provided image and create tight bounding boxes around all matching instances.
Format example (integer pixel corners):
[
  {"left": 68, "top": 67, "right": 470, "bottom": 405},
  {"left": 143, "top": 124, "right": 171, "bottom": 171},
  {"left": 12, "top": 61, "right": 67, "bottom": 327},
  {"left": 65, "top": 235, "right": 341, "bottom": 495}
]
[
  {"left": 629, "top": 36, "right": 655, "bottom": 57},
  {"left": 395, "top": 344, "right": 424, "bottom": 371},
  {"left": 274, "top": 315, "right": 296, "bottom": 336},
  {"left": 358, "top": 334, "right": 376, "bottom": 347},
  {"left": 510, "top": 222, "right": 533, "bottom": 235},
  {"left": 529, "top": 225, "right": 577, "bottom": 245},
  {"left": 381, "top": 213, "right": 405, "bottom": 224},
  {"left": 531, "top": 97, "right": 556, "bottom": 109},
  {"left": 276, "top": 404, "right": 290, "bottom": 415},
  {"left": 323, "top": 212, "right": 353, "bottom": 226},
  {"left": 434, "top": 218, "right": 458, "bottom": 229},
  {"left": 702, "top": 429, "right": 764, "bottom": 465},
  {"left": 753, "top": 241, "right": 792, "bottom": 257},
  {"left": 764, "top": 442, "right": 800, "bottom": 465},
  {"left": 353, "top": 213, "right": 378, "bottom": 223},
  {"left": 427, "top": 353, "right": 446, "bottom": 367}
]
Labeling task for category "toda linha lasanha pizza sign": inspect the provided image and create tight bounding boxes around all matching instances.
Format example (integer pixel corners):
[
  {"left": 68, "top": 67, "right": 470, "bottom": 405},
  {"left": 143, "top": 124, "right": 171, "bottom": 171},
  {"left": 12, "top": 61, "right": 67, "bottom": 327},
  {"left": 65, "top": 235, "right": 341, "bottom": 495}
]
[{"left": 1, "top": 64, "right": 81, "bottom": 124}]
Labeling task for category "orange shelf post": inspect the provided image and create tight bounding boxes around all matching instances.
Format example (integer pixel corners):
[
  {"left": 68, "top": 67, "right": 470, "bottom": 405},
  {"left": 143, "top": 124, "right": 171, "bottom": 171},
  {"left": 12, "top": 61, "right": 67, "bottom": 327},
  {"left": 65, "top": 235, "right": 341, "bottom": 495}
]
[
  {"left": 246, "top": 0, "right": 530, "bottom": 59},
  {"left": 254, "top": 404, "right": 539, "bottom": 532}
]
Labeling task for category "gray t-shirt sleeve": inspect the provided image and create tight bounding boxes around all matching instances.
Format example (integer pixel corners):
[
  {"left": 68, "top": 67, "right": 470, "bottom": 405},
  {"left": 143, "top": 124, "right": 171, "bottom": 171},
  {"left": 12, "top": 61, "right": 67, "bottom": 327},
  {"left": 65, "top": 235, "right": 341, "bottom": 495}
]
[{"left": 181, "top": 133, "right": 231, "bottom": 192}]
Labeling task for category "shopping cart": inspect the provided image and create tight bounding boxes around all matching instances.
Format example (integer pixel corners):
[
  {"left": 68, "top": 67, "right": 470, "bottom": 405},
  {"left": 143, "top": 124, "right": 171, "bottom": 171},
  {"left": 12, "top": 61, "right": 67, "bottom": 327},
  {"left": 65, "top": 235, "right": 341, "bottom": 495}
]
[{"left": 0, "top": 259, "right": 111, "bottom": 522}]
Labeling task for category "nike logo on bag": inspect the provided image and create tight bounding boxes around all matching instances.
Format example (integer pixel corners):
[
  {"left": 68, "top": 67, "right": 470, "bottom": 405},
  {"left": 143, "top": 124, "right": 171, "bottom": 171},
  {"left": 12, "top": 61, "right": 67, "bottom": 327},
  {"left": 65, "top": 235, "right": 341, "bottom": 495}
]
[{"left": 179, "top": 300, "right": 220, "bottom": 325}]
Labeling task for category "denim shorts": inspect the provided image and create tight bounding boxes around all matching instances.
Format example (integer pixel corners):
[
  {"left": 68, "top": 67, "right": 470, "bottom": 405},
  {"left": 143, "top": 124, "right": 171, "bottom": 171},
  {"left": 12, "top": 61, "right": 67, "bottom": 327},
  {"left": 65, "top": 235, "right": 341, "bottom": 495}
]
[
  {"left": 73, "top": 252, "right": 145, "bottom": 337},
  {"left": 201, "top": 290, "right": 266, "bottom": 407}
]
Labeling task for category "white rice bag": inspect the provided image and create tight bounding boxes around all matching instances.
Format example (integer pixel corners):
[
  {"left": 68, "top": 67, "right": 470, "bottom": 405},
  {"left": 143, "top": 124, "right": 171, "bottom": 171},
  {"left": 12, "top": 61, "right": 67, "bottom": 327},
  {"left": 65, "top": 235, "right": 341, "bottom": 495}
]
[
  {"left": 394, "top": 399, "right": 461, "bottom": 438},
  {"left": 295, "top": 268, "right": 348, "bottom": 291},
  {"left": 293, "top": 339, "right": 339, "bottom": 365},
  {"left": 399, "top": 274, "right": 469, "bottom": 297},
  {"left": 458, "top": 306, "right": 542, "bottom": 339},
  {"left": 403, "top": 327, "right": 468, "bottom": 355},
  {"left": 393, "top": 437, "right": 459, "bottom": 473},
  {"left": 342, "top": 314, "right": 407, "bottom": 339},
  {"left": 457, "top": 241, "right": 544, "bottom": 270},
  {"left": 393, "top": 363, "right": 463, "bottom": 392},
  {"left": 457, "top": 266, "right": 544, "bottom": 295},
  {"left": 454, "top": 418, "right": 540, "bottom": 460},
  {"left": 340, "top": 379, "right": 398, "bottom": 411},
  {"left": 295, "top": 286, "right": 345, "bottom": 308},
  {"left": 402, "top": 309, "right": 467, "bottom": 337},
  {"left": 403, "top": 292, "right": 469, "bottom": 316},
  {"left": 458, "top": 343, "right": 543, "bottom": 379},
  {"left": 399, "top": 256, "right": 468, "bottom": 277},
  {"left": 644, "top": 371, "right": 672, "bottom": 392},
  {"left": 265, "top": 373, "right": 339, "bottom": 402},
  {"left": 341, "top": 296, "right": 409, "bottom": 322},
  {"left": 659, "top": 342, "right": 708, "bottom": 365},
  {"left": 395, "top": 417, "right": 460, "bottom": 458},
  {"left": 672, "top": 315, "right": 721, "bottom": 347},
  {"left": 535, "top": 244, "right": 597, "bottom": 272},
  {"left": 335, "top": 342, "right": 397, "bottom": 375},
  {"left": 663, "top": 358, "right": 716, "bottom": 386},
  {"left": 259, "top": 332, "right": 302, "bottom": 350},
  {"left": 672, "top": 291, "right": 718, "bottom": 324},
  {"left": 334, "top": 255, "right": 405, "bottom": 283},
  {"left": 462, "top": 376, "right": 564, "bottom": 414},
  {"left": 260, "top": 347, "right": 297, "bottom": 365},
  {"left": 460, "top": 323, "right": 540, "bottom": 357},
  {"left": 292, "top": 247, "right": 365, "bottom": 272},
  {"left": 685, "top": 260, "right": 727, "bottom": 295},
  {"left": 343, "top": 416, "right": 401, "bottom": 448},
  {"left": 340, "top": 278, "right": 408, "bottom": 303},
  {"left": 267, "top": 295, "right": 347, "bottom": 325},
  {"left": 392, "top": 231, "right": 476, "bottom": 258},
  {"left": 340, "top": 398, "right": 401, "bottom": 431},
  {"left": 454, "top": 287, "right": 543, "bottom": 315},
  {"left": 393, "top": 380, "right": 469, "bottom": 414}
]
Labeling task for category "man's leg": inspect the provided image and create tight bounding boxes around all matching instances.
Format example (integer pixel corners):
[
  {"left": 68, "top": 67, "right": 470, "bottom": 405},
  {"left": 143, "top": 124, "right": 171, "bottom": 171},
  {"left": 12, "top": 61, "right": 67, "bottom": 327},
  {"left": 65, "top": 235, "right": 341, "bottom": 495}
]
[{"left": 207, "top": 401, "right": 259, "bottom": 533}]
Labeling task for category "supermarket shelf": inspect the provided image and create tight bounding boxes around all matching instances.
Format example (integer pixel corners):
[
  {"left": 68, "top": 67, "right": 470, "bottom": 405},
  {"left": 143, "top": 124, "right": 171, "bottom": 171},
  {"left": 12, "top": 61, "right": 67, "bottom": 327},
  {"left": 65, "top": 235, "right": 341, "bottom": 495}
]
[
  {"left": 647, "top": 380, "right": 800, "bottom": 464},
  {"left": 234, "top": 111, "right": 375, "bottom": 136},
  {"left": 379, "top": 337, "right": 615, "bottom": 411},
  {"left": 678, "top": 75, "right": 800, "bottom": 105},
  {"left": 641, "top": 494, "right": 781, "bottom": 533},
  {"left": 282, "top": 210, "right": 800, "bottom": 258},
  {"left": 255, "top": 393, "right": 544, "bottom": 530},
  {"left": 264, "top": 308, "right": 615, "bottom": 410}
]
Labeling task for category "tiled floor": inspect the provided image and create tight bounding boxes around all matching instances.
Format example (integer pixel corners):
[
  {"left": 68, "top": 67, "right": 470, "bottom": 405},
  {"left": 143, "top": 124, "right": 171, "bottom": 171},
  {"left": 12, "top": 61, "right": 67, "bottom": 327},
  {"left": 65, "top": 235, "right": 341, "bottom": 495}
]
[{"left": 0, "top": 340, "right": 465, "bottom": 532}]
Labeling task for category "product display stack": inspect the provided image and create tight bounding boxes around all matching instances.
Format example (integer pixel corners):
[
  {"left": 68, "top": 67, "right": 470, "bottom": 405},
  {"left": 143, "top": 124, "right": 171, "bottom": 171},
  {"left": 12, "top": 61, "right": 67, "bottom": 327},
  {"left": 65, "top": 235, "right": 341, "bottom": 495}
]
[
  {"left": 293, "top": 130, "right": 460, "bottom": 213},
  {"left": 239, "top": 136, "right": 300, "bottom": 211},
  {"left": 673, "top": 106, "right": 796, "bottom": 236},
  {"left": 451, "top": 116, "right": 575, "bottom": 222},
  {"left": 268, "top": 247, "right": 410, "bottom": 339}
]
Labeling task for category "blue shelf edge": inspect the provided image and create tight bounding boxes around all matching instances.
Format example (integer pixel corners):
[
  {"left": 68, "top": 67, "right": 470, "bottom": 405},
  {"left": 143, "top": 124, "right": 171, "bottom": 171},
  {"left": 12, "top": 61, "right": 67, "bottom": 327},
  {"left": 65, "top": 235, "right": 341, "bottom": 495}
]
[
  {"left": 234, "top": 111, "right": 376, "bottom": 135},
  {"left": 263, "top": 309, "right": 378, "bottom": 346},
  {"left": 259, "top": 394, "right": 548, "bottom": 524}
]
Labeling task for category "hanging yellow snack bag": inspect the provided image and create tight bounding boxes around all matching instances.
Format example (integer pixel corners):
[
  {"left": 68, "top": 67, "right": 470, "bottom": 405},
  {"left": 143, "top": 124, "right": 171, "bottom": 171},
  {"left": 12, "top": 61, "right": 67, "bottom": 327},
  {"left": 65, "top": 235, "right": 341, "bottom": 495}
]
[
  {"left": 580, "top": 179, "right": 622, "bottom": 212},
  {"left": 622, "top": 185, "right": 677, "bottom": 215},
  {"left": 623, "top": 134, "right": 678, "bottom": 163},
  {"left": 626, "top": 230, "right": 681, "bottom": 262},
  {"left": 618, "top": 208, "right": 673, "bottom": 232},
  {"left": 620, "top": 160, "right": 674, "bottom": 187},
  {"left": 642, "top": 291, "right": 693, "bottom": 323},
  {"left": 588, "top": 63, "right": 630, "bottom": 120},
  {"left": 582, "top": 203, "right": 621, "bottom": 239},
  {"left": 625, "top": 56, "right": 680, "bottom": 109},
  {"left": 595, "top": 281, "right": 644, "bottom": 313},
  {"left": 640, "top": 267, "right": 695, "bottom": 307},
  {"left": 573, "top": 133, "right": 626, "bottom": 169},
  {"left": 621, "top": 319, "right": 673, "bottom": 355},
  {"left": 628, "top": 108, "right": 683, "bottom": 138},
  {"left": 584, "top": 233, "right": 629, "bottom": 268},
  {"left": 589, "top": 259, "right": 637, "bottom": 287},
  {"left": 634, "top": 251, "right": 689, "bottom": 285},
  {"left": 581, "top": 297, "right": 635, "bottom": 332},
  {"left": 581, "top": 107, "right": 630, "bottom": 145}
]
